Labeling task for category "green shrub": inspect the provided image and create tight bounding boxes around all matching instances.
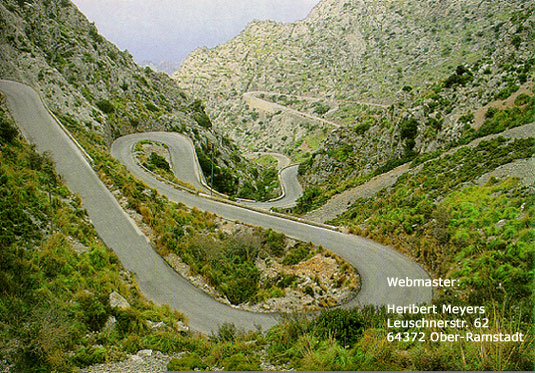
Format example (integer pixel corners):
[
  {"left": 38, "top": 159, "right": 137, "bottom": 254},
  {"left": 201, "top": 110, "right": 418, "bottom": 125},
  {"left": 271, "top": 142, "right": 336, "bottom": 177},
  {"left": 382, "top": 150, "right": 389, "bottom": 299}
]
[
  {"left": 411, "top": 345, "right": 459, "bottom": 371},
  {"left": 190, "top": 99, "right": 212, "bottom": 128},
  {"left": 282, "top": 243, "right": 313, "bottom": 265},
  {"left": 295, "top": 186, "right": 323, "bottom": 214},
  {"left": 313, "top": 102, "right": 330, "bottom": 115},
  {"left": 330, "top": 144, "right": 353, "bottom": 162},
  {"left": 485, "top": 106, "right": 498, "bottom": 118},
  {"left": 129, "top": 117, "right": 139, "bottom": 128},
  {"left": 399, "top": 118, "right": 418, "bottom": 140},
  {"left": 514, "top": 93, "right": 532, "bottom": 106},
  {"left": 95, "top": 99, "right": 115, "bottom": 114},
  {"left": 0, "top": 117, "right": 18, "bottom": 143},
  {"left": 495, "top": 84, "right": 519, "bottom": 100},
  {"left": 140, "top": 332, "right": 187, "bottom": 353},
  {"left": 373, "top": 156, "right": 412, "bottom": 176},
  {"left": 310, "top": 309, "right": 364, "bottom": 346},
  {"left": 511, "top": 35, "right": 521, "bottom": 49},
  {"left": 115, "top": 309, "right": 146, "bottom": 335},
  {"left": 443, "top": 65, "right": 473, "bottom": 88},
  {"left": 168, "top": 352, "right": 208, "bottom": 371},
  {"left": 276, "top": 274, "right": 299, "bottom": 289},
  {"left": 222, "top": 353, "right": 260, "bottom": 371},
  {"left": 296, "top": 338, "right": 357, "bottom": 371},
  {"left": 77, "top": 293, "right": 109, "bottom": 331},
  {"left": 121, "top": 334, "right": 142, "bottom": 354},
  {"left": 145, "top": 102, "right": 159, "bottom": 112},
  {"left": 219, "top": 262, "right": 260, "bottom": 304},
  {"left": 73, "top": 346, "right": 107, "bottom": 367},
  {"left": 458, "top": 112, "right": 474, "bottom": 124},
  {"left": 148, "top": 152, "right": 171, "bottom": 172},
  {"left": 477, "top": 104, "right": 532, "bottom": 137},
  {"left": 214, "top": 322, "right": 238, "bottom": 342},
  {"left": 265, "top": 228, "right": 285, "bottom": 257},
  {"left": 354, "top": 121, "right": 371, "bottom": 135},
  {"left": 197, "top": 149, "right": 238, "bottom": 195}
]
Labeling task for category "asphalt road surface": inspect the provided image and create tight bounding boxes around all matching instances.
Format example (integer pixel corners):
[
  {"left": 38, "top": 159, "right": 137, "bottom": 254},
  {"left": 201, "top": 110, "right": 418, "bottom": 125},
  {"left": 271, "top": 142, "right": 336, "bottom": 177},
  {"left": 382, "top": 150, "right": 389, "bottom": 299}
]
[
  {"left": 1, "top": 80, "right": 432, "bottom": 335},
  {"left": 112, "top": 133, "right": 303, "bottom": 208}
]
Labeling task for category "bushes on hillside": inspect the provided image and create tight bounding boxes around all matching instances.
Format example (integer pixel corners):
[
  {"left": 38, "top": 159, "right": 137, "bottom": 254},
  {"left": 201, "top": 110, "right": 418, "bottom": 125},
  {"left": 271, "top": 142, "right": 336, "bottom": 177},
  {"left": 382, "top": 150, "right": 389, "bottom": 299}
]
[
  {"left": 197, "top": 148, "right": 238, "bottom": 195},
  {"left": 477, "top": 96, "right": 533, "bottom": 137},
  {"left": 0, "top": 116, "right": 18, "bottom": 143},
  {"left": 190, "top": 99, "right": 212, "bottom": 128},
  {"left": 95, "top": 99, "right": 115, "bottom": 114},
  {"left": 332, "top": 136, "right": 535, "bottom": 308},
  {"left": 443, "top": 65, "right": 473, "bottom": 88},
  {"left": 147, "top": 152, "right": 170, "bottom": 172},
  {"left": 294, "top": 186, "right": 324, "bottom": 214}
]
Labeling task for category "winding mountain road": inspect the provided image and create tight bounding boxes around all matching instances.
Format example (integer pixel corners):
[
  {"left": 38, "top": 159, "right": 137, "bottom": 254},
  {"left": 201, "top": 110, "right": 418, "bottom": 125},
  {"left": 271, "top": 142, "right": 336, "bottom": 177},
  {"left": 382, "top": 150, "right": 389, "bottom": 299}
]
[
  {"left": 240, "top": 151, "right": 303, "bottom": 208},
  {"left": 243, "top": 91, "right": 390, "bottom": 130},
  {"left": 246, "top": 90, "right": 390, "bottom": 108},
  {"left": 0, "top": 80, "right": 432, "bottom": 335},
  {"left": 115, "top": 133, "right": 303, "bottom": 209},
  {"left": 243, "top": 91, "right": 342, "bottom": 128}
]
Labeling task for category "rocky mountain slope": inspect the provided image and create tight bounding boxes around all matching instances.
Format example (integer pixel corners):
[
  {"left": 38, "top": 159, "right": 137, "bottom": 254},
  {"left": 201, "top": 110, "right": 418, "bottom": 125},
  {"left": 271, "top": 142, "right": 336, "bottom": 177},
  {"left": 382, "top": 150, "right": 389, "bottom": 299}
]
[
  {"left": 140, "top": 60, "right": 182, "bottom": 75},
  {"left": 174, "top": 0, "right": 532, "bottom": 152},
  {"left": 0, "top": 0, "right": 270, "bottom": 197}
]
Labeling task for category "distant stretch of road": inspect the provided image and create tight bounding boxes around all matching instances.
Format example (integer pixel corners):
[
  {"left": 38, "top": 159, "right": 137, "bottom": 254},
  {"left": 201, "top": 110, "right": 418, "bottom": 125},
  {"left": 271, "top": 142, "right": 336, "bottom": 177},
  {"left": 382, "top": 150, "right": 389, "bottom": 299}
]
[
  {"left": 240, "top": 151, "right": 302, "bottom": 209},
  {"left": 246, "top": 90, "right": 390, "bottom": 108},
  {"left": 243, "top": 91, "right": 342, "bottom": 128},
  {"left": 0, "top": 80, "right": 432, "bottom": 335},
  {"left": 118, "top": 132, "right": 302, "bottom": 209},
  {"left": 243, "top": 91, "right": 390, "bottom": 129}
]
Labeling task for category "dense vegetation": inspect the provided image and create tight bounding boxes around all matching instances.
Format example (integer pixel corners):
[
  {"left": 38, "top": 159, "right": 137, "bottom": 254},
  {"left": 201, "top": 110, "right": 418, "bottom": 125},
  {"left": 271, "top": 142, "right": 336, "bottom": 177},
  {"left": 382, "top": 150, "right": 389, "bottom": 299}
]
[
  {"left": 57, "top": 111, "right": 533, "bottom": 371},
  {"left": 1, "top": 0, "right": 533, "bottom": 370},
  {"left": 196, "top": 146, "right": 239, "bottom": 195},
  {"left": 332, "top": 136, "right": 534, "bottom": 302},
  {"left": 0, "top": 103, "right": 189, "bottom": 371},
  {"left": 0, "top": 100, "right": 358, "bottom": 371},
  {"left": 195, "top": 146, "right": 283, "bottom": 200},
  {"left": 294, "top": 59, "right": 533, "bottom": 215},
  {"left": 160, "top": 302, "right": 533, "bottom": 371},
  {"left": 237, "top": 165, "right": 281, "bottom": 201},
  {"left": 170, "top": 137, "right": 535, "bottom": 372},
  {"left": 276, "top": 87, "right": 535, "bottom": 370},
  {"left": 55, "top": 115, "right": 353, "bottom": 308},
  {"left": 459, "top": 94, "right": 534, "bottom": 143},
  {"left": 6, "top": 100, "right": 531, "bottom": 371}
]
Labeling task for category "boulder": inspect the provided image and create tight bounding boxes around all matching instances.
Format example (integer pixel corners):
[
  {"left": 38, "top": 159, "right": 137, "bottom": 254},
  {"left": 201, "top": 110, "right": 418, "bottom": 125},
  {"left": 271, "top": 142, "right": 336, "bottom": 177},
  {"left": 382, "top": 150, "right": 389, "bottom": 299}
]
[
  {"left": 174, "top": 320, "right": 190, "bottom": 333},
  {"left": 109, "top": 291, "right": 130, "bottom": 310}
]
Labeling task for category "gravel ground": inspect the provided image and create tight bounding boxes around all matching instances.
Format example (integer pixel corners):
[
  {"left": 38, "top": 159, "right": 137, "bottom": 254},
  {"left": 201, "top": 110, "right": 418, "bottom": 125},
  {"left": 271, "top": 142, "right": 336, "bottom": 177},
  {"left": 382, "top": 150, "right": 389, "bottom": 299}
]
[
  {"left": 304, "top": 163, "right": 410, "bottom": 223},
  {"left": 476, "top": 157, "right": 534, "bottom": 187},
  {"left": 79, "top": 350, "right": 183, "bottom": 373},
  {"left": 305, "top": 123, "right": 535, "bottom": 223},
  {"left": 78, "top": 349, "right": 290, "bottom": 372}
]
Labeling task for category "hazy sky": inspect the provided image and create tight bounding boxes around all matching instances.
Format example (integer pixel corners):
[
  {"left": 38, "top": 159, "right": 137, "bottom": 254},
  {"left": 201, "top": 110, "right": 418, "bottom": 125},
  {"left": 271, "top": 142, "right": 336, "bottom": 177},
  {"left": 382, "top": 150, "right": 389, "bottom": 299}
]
[{"left": 71, "top": 0, "right": 320, "bottom": 64}]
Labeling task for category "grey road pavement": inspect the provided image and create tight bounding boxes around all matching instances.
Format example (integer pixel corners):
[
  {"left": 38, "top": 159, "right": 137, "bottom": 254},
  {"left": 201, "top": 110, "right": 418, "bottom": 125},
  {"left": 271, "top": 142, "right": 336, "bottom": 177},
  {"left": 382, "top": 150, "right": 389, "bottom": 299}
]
[
  {"left": 1, "top": 79, "right": 432, "bottom": 335},
  {"left": 111, "top": 134, "right": 432, "bottom": 310}
]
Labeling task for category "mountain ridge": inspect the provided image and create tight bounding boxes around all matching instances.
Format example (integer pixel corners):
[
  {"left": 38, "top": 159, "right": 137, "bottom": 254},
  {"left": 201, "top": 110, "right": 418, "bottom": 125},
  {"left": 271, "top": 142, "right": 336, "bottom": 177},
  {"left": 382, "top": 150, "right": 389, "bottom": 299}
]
[
  {"left": 0, "top": 0, "right": 279, "bottom": 198},
  {"left": 174, "top": 0, "right": 532, "bottom": 154}
]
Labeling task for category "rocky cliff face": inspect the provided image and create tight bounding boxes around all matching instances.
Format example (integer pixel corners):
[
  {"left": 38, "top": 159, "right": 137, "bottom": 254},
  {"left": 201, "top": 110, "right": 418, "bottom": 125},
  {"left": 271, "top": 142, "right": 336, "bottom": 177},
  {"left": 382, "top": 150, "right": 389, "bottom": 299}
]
[
  {"left": 174, "top": 0, "right": 533, "bottom": 170},
  {"left": 0, "top": 0, "right": 259, "bottom": 196}
]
